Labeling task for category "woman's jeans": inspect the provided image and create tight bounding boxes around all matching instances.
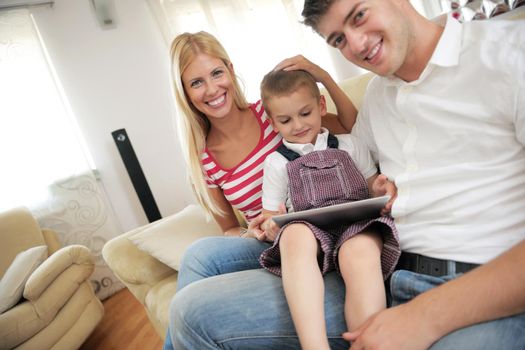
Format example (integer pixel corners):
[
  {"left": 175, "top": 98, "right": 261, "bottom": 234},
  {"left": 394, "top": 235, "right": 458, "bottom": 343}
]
[
  {"left": 163, "top": 237, "right": 270, "bottom": 350},
  {"left": 165, "top": 237, "right": 525, "bottom": 349}
]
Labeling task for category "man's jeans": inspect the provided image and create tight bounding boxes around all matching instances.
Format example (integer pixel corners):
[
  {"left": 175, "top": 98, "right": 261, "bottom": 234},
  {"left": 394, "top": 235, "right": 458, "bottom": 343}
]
[{"left": 165, "top": 237, "right": 525, "bottom": 349}]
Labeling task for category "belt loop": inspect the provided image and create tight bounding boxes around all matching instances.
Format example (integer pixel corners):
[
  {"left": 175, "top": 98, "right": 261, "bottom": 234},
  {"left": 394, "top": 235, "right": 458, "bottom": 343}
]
[{"left": 447, "top": 261, "right": 456, "bottom": 275}]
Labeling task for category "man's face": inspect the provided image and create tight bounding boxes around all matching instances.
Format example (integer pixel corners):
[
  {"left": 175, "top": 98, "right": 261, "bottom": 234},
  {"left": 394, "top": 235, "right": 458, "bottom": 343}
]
[{"left": 316, "top": 0, "right": 412, "bottom": 78}]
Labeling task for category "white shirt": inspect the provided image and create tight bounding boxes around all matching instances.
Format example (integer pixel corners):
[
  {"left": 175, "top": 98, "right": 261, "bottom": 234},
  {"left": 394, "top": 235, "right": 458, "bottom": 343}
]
[
  {"left": 353, "top": 15, "right": 525, "bottom": 264},
  {"left": 262, "top": 128, "right": 377, "bottom": 212}
]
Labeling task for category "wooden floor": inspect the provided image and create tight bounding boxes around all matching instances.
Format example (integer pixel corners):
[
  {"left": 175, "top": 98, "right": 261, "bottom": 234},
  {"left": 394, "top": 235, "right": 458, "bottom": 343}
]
[{"left": 80, "top": 288, "right": 164, "bottom": 350}]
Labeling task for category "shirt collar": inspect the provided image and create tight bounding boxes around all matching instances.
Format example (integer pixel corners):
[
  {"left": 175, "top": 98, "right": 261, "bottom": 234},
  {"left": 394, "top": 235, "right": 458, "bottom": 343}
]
[
  {"left": 282, "top": 128, "right": 330, "bottom": 156},
  {"left": 429, "top": 13, "right": 462, "bottom": 68},
  {"left": 382, "top": 14, "right": 462, "bottom": 87}
]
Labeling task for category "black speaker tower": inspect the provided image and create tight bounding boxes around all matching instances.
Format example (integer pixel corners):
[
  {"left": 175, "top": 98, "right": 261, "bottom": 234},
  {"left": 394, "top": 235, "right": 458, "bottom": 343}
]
[{"left": 111, "top": 128, "right": 162, "bottom": 223}]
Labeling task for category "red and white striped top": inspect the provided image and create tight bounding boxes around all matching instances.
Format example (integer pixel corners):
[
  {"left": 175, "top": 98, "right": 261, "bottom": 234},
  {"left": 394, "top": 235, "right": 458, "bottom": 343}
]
[{"left": 201, "top": 101, "right": 282, "bottom": 222}]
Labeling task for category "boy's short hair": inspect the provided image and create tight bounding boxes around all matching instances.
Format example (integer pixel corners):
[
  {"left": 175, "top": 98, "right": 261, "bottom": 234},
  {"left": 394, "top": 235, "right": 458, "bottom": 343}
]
[
  {"left": 260, "top": 69, "right": 320, "bottom": 117},
  {"left": 301, "top": 0, "right": 336, "bottom": 32}
]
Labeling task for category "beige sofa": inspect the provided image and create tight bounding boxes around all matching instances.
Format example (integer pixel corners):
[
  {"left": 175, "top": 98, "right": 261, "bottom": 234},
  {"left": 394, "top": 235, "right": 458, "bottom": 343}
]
[
  {"left": 0, "top": 207, "right": 104, "bottom": 350},
  {"left": 101, "top": 72, "right": 374, "bottom": 339}
]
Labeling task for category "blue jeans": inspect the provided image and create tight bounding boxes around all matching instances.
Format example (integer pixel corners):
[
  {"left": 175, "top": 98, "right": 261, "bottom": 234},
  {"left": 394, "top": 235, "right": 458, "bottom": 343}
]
[
  {"left": 391, "top": 270, "right": 525, "bottom": 349},
  {"left": 166, "top": 238, "right": 525, "bottom": 349},
  {"left": 163, "top": 237, "right": 270, "bottom": 350}
]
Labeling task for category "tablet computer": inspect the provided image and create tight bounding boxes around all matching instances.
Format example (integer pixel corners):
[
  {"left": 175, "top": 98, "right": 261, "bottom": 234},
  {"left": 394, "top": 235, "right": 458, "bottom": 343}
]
[{"left": 271, "top": 195, "right": 390, "bottom": 228}]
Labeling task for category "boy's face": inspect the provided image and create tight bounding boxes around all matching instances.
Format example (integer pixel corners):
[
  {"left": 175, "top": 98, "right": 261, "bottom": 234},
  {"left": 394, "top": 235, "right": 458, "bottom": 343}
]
[
  {"left": 316, "top": 0, "right": 412, "bottom": 78},
  {"left": 266, "top": 86, "right": 326, "bottom": 145}
]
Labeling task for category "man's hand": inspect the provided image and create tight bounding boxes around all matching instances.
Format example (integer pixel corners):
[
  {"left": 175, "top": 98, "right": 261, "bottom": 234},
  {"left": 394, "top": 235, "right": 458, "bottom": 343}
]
[
  {"left": 370, "top": 174, "right": 397, "bottom": 215},
  {"left": 343, "top": 303, "right": 437, "bottom": 350}
]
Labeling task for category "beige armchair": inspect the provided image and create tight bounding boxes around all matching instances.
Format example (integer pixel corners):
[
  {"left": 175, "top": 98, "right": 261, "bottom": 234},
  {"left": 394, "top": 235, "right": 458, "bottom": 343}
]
[
  {"left": 101, "top": 73, "right": 374, "bottom": 339},
  {"left": 0, "top": 207, "right": 103, "bottom": 350}
]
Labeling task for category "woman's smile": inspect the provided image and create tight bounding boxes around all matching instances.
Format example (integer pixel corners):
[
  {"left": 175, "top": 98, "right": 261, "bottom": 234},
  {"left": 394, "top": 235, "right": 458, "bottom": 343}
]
[{"left": 207, "top": 93, "right": 227, "bottom": 108}]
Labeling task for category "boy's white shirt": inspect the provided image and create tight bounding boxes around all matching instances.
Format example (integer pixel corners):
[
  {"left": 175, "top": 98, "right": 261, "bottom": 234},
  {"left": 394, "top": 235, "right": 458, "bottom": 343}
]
[{"left": 262, "top": 128, "right": 377, "bottom": 212}]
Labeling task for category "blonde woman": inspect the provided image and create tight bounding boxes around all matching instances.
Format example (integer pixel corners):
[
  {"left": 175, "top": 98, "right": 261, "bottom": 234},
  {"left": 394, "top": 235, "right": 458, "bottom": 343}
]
[{"left": 164, "top": 31, "right": 357, "bottom": 349}]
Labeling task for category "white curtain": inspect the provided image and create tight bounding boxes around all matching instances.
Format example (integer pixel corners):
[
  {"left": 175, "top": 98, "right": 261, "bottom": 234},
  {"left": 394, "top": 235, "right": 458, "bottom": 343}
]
[
  {"left": 411, "top": 0, "right": 523, "bottom": 21},
  {"left": 147, "top": 0, "right": 361, "bottom": 101},
  {"left": 0, "top": 8, "right": 123, "bottom": 300}
]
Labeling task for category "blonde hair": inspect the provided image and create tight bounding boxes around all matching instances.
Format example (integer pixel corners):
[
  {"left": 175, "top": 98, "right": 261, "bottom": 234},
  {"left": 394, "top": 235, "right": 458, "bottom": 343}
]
[
  {"left": 260, "top": 69, "right": 320, "bottom": 117},
  {"left": 170, "top": 31, "right": 248, "bottom": 216}
]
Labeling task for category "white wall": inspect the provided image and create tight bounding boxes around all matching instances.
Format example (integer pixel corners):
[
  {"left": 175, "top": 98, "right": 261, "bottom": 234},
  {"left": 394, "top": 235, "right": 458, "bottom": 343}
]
[{"left": 31, "top": 0, "right": 195, "bottom": 231}]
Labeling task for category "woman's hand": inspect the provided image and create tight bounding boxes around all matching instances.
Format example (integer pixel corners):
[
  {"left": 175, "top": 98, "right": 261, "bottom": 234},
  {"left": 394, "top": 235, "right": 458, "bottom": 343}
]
[
  {"left": 248, "top": 204, "right": 287, "bottom": 242},
  {"left": 260, "top": 203, "right": 286, "bottom": 242},
  {"left": 370, "top": 174, "right": 397, "bottom": 215},
  {"left": 247, "top": 215, "right": 266, "bottom": 240},
  {"left": 274, "top": 55, "right": 358, "bottom": 133},
  {"left": 274, "top": 55, "right": 329, "bottom": 84}
]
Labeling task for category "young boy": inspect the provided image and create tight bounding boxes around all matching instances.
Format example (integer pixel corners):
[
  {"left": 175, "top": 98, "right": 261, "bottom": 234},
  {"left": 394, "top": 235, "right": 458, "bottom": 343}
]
[{"left": 257, "top": 69, "right": 400, "bottom": 350}]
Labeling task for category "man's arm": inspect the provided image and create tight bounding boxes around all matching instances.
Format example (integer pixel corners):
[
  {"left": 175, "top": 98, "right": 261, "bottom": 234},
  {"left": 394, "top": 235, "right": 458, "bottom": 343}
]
[{"left": 345, "top": 239, "right": 525, "bottom": 350}]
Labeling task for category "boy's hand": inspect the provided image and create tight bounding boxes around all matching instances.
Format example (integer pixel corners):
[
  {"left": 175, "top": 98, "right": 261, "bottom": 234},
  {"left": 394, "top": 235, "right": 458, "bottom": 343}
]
[
  {"left": 265, "top": 203, "right": 287, "bottom": 241},
  {"left": 371, "top": 174, "right": 397, "bottom": 215}
]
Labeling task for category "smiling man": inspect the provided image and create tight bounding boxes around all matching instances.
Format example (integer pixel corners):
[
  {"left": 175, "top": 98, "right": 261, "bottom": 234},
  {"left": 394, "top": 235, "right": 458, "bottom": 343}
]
[{"left": 301, "top": 0, "right": 525, "bottom": 349}]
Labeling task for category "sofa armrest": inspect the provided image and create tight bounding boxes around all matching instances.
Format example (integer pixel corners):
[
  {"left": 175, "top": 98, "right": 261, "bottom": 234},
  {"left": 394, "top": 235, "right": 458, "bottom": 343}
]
[
  {"left": 24, "top": 245, "right": 93, "bottom": 300},
  {"left": 102, "top": 229, "right": 174, "bottom": 304},
  {"left": 103, "top": 204, "right": 222, "bottom": 304},
  {"left": 22, "top": 245, "right": 95, "bottom": 322}
]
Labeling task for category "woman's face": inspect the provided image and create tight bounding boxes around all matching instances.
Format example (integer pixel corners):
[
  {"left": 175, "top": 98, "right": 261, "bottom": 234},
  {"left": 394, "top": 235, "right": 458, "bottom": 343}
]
[{"left": 181, "top": 53, "right": 236, "bottom": 120}]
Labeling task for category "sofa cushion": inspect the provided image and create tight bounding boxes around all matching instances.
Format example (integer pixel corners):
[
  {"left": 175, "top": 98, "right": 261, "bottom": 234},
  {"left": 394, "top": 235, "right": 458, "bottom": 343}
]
[
  {"left": 0, "top": 245, "right": 47, "bottom": 314},
  {"left": 128, "top": 204, "right": 222, "bottom": 271}
]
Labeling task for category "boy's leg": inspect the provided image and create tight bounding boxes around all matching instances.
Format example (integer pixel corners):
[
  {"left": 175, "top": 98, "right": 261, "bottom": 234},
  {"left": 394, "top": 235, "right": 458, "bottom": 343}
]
[
  {"left": 390, "top": 270, "right": 525, "bottom": 349},
  {"left": 279, "top": 223, "right": 330, "bottom": 350},
  {"left": 339, "top": 231, "right": 386, "bottom": 331}
]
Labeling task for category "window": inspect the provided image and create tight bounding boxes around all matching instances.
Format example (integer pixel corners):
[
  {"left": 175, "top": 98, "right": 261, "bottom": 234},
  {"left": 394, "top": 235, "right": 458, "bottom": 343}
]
[{"left": 0, "top": 8, "right": 94, "bottom": 211}]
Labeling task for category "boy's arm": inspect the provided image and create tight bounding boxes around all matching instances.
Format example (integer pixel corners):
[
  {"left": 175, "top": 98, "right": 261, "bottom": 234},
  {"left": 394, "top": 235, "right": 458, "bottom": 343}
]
[
  {"left": 345, "top": 239, "right": 525, "bottom": 350},
  {"left": 275, "top": 55, "right": 358, "bottom": 132},
  {"left": 254, "top": 154, "right": 288, "bottom": 241}
]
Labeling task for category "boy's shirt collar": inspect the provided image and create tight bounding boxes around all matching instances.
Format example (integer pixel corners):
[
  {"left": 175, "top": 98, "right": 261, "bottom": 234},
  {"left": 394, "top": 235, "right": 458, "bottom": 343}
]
[{"left": 282, "top": 128, "right": 330, "bottom": 156}]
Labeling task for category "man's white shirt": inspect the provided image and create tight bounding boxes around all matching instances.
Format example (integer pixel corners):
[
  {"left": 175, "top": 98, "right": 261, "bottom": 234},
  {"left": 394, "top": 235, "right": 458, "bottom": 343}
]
[{"left": 353, "top": 15, "right": 525, "bottom": 264}]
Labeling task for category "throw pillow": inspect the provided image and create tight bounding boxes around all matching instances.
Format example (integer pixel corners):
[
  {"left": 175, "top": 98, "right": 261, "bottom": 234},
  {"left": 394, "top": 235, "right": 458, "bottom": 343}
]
[
  {"left": 0, "top": 245, "right": 47, "bottom": 313},
  {"left": 128, "top": 205, "right": 222, "bottom": 271}
]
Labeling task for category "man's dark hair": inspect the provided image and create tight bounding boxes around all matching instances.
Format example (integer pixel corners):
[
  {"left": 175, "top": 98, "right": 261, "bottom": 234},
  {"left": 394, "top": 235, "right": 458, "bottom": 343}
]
[{"left": 302, "top": 0, "right": 336, "bottom": 31}]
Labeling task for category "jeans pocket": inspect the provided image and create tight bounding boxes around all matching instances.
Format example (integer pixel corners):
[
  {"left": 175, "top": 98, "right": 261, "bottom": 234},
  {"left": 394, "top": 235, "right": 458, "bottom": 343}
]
[{"left": 390, "top": 270, "right": 449, "bottom": 306}]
